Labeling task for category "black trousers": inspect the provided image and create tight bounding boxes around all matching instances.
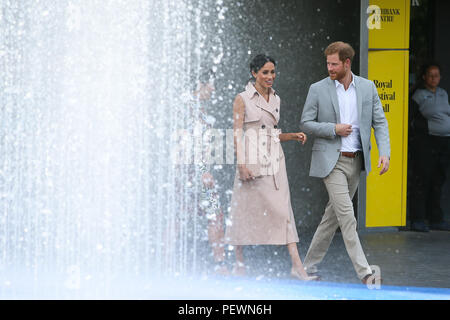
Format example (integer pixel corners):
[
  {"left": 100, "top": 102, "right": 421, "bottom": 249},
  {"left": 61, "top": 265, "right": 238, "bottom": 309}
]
[{"left": 409, "top": 135, "right": 450, "bottom": 223}]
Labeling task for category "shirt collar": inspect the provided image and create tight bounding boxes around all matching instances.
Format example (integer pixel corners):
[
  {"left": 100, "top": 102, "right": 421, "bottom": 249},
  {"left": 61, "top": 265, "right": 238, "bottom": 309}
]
[
  {"left": 335, "top": 73, "right": 356, "bottom": 89},
  {"left": 424, "top": 87, "right": 442, "bottom": 94},
  {"left": 245, "top": 81, "right": 276, "bottom": 98}
]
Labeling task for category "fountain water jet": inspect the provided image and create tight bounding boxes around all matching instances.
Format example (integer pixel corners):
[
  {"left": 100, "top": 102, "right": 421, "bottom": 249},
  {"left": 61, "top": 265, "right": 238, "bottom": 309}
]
[{"left": 0, "top": 0, "right": 224, "bottom": 294}]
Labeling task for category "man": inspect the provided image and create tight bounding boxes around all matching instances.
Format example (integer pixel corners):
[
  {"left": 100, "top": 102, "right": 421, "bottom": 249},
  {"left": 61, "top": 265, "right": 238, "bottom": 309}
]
[
  {"left": 300, "top": 41, "right": 390, "bottom": 284},
  {"left": 409, "top": 63, "right": 450, "bottom": 232}
]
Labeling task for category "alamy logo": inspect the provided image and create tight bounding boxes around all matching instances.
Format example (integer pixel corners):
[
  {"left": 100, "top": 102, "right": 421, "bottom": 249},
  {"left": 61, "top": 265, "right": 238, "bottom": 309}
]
[
  {"left": 171, "top": 127, "right": 281, "bottom": 174},
  {"left": 367, "top": 5, "right": 381, "bottom": 30},
  {"left": 366, "top": 265, "right": 382, "bottom": 289}
]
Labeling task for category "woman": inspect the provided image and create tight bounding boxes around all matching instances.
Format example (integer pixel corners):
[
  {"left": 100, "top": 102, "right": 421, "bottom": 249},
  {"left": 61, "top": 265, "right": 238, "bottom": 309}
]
[
  {"left": 225, "top": 54, "right": 317, "bottom": 281},
  {"left": 409, "top": 63, "right": 450, "bottom": 232}
]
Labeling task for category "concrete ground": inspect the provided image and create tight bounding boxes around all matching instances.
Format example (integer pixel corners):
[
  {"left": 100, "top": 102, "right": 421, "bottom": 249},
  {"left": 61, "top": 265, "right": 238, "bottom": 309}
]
[
  {"left": 233, "top": 230, "right": 450, "bottom": 289},
  {"left": 0, "top": 230, "right": 449, "bottom": 299}
]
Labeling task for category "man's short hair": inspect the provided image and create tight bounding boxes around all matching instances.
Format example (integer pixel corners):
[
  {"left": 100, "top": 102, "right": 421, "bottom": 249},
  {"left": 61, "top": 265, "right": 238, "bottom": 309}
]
[{"left": 324, "top": 41, "right": 355, "bottom": 63}]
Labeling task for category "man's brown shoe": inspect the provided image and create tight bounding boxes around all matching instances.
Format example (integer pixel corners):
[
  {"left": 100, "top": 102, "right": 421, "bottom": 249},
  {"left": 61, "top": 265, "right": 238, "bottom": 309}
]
[{"left": 361, "top": 273, "right": 382, "bottom": 286}]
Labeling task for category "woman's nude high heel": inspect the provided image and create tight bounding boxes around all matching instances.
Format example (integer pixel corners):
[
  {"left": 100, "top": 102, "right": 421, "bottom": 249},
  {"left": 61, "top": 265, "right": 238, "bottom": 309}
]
[{"left": 290, "top": 268, "right": 320, "bottom": 281}]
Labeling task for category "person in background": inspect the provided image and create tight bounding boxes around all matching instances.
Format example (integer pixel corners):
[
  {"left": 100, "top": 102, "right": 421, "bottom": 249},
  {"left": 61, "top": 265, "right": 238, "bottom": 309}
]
[
  {"left": 409, "top": 63, "right": 450, "bottom": 232},
  {"left": 194, "top": 75, "right": 229, "bottom": 274},
  {"left": 173, "top": 70, "right": 228, "bottom": 275}
]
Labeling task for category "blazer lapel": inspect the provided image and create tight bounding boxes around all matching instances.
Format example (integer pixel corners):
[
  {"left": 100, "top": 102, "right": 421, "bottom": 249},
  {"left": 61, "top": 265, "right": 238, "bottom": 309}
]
[
  {"left": 328, "top": 78, "right": 341, "bottom": 123},
  {"left": 354, "top": 76, "right": 363, "bottom": 124}
]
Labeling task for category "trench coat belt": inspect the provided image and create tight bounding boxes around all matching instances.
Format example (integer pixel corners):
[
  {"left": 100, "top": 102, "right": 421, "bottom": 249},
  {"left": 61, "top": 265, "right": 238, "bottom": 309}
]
[
  {"left": 269, "top": 130, "right": 281, "bottom": 190},
  {"left": 273, "top": 172, "right": 280, "bottom": 190},
  {"left": 244, "top": 127, "right": 282, "bottom": 189}
]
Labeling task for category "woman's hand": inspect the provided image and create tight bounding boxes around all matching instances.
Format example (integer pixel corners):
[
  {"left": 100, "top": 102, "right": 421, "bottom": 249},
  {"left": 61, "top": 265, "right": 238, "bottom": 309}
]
[
  {"left": 238, "top": 165, "right": 255, "bottom": 181},
  {"left": 291, "top": 132, "right": 307, "bottom": 145},
  {"left": 279, "top": 132, "right": 307, "bottom": 144}
]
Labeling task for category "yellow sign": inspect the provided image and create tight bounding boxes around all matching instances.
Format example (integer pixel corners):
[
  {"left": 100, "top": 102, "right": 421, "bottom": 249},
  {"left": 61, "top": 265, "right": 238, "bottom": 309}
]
[
  {"left": 365, "top": 0, "right": 409, "bottom": 227},
  {"left": 368, "top": 0, "right": 410, "bottom": 49},
  {"left": 367, "top": 50, "right": 408, "bottom": 227}
]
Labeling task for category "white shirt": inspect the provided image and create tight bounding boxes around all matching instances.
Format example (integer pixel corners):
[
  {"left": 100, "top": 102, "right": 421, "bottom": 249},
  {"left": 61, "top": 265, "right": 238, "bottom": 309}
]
[{"left": 335, "top": 74, "right": 362, "bottom": 152}]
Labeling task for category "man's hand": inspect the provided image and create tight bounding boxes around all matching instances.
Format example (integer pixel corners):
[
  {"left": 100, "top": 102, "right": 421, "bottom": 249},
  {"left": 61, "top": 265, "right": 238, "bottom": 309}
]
[
  {"left": 335, "top": 124, "right": 353, "bottom": 137},
  {"left": 378, "top": 156, "right": 390, "bottom": 175}
]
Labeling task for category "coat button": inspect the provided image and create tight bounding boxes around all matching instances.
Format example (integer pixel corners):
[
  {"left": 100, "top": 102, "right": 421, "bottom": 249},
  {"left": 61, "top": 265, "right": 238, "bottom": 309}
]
[
  {"left": 274, "top": 125, "right": 278, "bottom": 129},
  {"left": 261, "top": 124, "right": 266, "bottom": 129},
  {"left": 275, "top": 108, "right": 278, "bottom": 112}
]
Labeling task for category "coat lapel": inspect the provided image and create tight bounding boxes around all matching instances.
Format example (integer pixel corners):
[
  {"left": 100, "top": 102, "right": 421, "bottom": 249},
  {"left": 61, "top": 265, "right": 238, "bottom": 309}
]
[
  {"left": 245, "top": 82, "right": 279, "bottom": 122},
  {"left": 328, "top": 78, "right": 341, "bottom": 123},
  {"left": 254, "top": 91, "right": 278, "bottom": 122}
]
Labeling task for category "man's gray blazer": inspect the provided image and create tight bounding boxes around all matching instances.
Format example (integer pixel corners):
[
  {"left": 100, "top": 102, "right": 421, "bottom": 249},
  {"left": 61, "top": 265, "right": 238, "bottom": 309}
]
[{"left": 300, "top": 75, "right": 390, "bottom": 178}]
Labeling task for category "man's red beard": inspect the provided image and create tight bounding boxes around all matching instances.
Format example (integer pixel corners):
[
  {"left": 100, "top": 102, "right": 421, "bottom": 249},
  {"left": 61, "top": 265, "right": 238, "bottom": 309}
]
[{"left": 329, "top": 70, "right": 345, "bottom": 81}]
